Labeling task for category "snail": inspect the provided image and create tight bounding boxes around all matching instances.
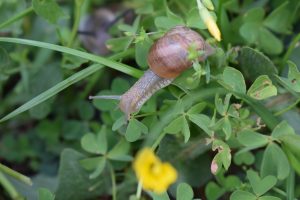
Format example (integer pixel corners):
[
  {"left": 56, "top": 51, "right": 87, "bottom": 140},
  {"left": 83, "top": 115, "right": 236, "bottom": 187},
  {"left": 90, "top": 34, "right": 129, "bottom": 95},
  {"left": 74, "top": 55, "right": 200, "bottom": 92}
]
[{"left": 90, "top": 26, "right": 214, "bottom": 119}]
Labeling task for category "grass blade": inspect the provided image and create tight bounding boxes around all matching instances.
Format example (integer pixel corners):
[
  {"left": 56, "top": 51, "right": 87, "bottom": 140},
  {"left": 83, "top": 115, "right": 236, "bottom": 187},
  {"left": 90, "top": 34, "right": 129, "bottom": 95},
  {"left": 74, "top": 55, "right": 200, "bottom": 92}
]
[
  {"left": 0, "top": 37, "right": 143, "bottom": 78},
  {"left": 0, "top": 49, "right": 135, "bottom": 122},
  {"left": 0, "top": 64, "right": 102, "bottom": 122}
]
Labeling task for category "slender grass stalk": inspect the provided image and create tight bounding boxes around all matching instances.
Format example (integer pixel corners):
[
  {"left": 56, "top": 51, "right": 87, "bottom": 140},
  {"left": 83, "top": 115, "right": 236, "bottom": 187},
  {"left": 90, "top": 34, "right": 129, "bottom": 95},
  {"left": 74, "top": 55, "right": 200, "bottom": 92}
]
[
  {"left": 274, "top": 99, "right": 300, "bottom": 116},
  {"left": 0, "top": 171, "right": 20, "bottom": 200},
  {"left": 136, "top": 180, "right": 143, "bottom": 199},
  {"left": 0, "top": 7, "right": 34, "bottom": 29},
  {"left": 0, "top": 164, "right": 32, "bottom": 186},
  {"left": 67, "top": 0, "right": 83, "bottom": 47},
  {"left": 286, "top": 169, "right": 295, "bottom": 200},
  {"left": 109, "top": 163, "right": 117, "bottom": 200},
  {"left": 0, "top": 49, "right": 135, "bottom": 122},
  {"left": 0, "top": 38, "right": 142, "bottom": 78},
  {"left": 281, "top": 33, "right": 300, "bottom": 72}
]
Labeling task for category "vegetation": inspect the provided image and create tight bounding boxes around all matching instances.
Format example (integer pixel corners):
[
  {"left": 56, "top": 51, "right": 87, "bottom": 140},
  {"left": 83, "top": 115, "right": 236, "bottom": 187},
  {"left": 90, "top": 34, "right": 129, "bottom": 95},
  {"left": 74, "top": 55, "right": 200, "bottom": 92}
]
[{"left": 0, "top": 0, "right": 300, "bottom": 199}]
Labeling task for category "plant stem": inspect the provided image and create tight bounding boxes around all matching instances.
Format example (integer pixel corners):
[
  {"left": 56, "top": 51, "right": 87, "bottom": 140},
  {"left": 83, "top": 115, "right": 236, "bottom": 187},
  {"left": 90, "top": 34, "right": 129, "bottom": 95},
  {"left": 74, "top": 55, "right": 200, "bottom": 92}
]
[
  {"left": 0, "top": 164, "right": 32, "bottom": 185},
  {"left": 136, "top": 180, "right": 143, "bottom": 199},
  {"left": 272, "top": 187, "right": 287, "bottom": 197},
  {"left": 281, "top": 33, "right": 300, "bottom": 72},
  {"left": 286, "top": 169, "right": 295, "bottom": 200},
  {"left": 274, "top": 99, "right": 300, "bottom": 116},
  {"left": 67, "top": 1, "right": 83, "bottom": 47},
  {"left": 109, "top": 163, "right": 117, "bottom": 200},
  {"left": 0, "top": 171, "right": 20, "bottom": 200},
  {"left": 0, "top": 7, "right": 34, "bottom": 29}
]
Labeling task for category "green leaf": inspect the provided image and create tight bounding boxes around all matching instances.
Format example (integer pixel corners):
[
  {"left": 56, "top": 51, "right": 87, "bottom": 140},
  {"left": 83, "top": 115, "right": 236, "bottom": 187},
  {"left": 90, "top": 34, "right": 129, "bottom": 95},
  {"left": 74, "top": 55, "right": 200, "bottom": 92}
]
[
  {"left": 243, "top": 8, "right": 265, "bottom": 23},
  {"left": 80, "top": 157, "right": 106, "bottom": 179},
  {"left": 222, "top": 117, "right": 232, "bottom": 140},
  {"left": 112, "top": 116, "right": 126, "bottom": 131},
  {"left": 261, "top": 143, "right": 290, "bottom": 180},
  {"left": 38, "top": 188, "right": 55, "bottom": 200},
  {"left": 230, "top": 190, "right": 256, "bottom": 200},
  {"left": 283, "top": 146, "right": 300, "bottom": 176},
  {"left": 237, "top": 130, "right": 269, "bottom": 148},
  {"left": 280, "top": 134, "right": 300, "bottom": 160},
  {"left": 263, "top": 1, "right": 292, "bottom": 34},
  {"left": 150, "top": 192, "right": 170, "bottom": 200},
  {"left": 135, "top": 35, "right": 153, "bottom": 68},
  {"left": 32, "top": 0, "right": 66, "bottom": 24},
  {"left": 177, "top": 183, "right": 194, "bottom": 200},
  {"left": 81, "top": 127, "right": 107, "bottom": 154},
  {"left": 155, "top": 16, "right": 184, "bottom": 29},
  {"left": 247, "top": 75, "right": 277, "bottom": 100},
  {"left": 55, "top": 149, "right": 102, "bottom": 200},
  {"left": 107, "top": 139, "right": 132, "bottom": 161},
  {"left": 258, "top": 27, "right": 283, "bottom": 55},
  {"left": 125, "top": 119, "right": 148, "bottom": 142},
  {"left": 164, "top": 116, "right": 184, "bottom": 134},
  {"left": 186, "top": 8, "right": 206, "bottom": 29},
  {"left": 215, "top": 93, "right": 232, "bottom": 116},
  {"left": 271, "top": 121, "right": 295, "bottom": 139},
  {"left": 239, "top": 22, "right": 260, "bottom": 44},
  {"left": 205, "top": 182, "right": 226, "bottom": 200},
  {"left": 247, "top": 170, "right": 277, "bottom": 196},
  {"left": 106, "top": 36, "right": 133, "bottom": 52},
  {"left": 238, "top": 47, "right": 277, "bottom": 81},
  {"left": 234, "top": 151, "right": 255, "bottom": 166},
  {"left": 258, "top": 196, "right": 281, "bottom": 200},
  {"left": 187, "top": 102, "right": 206, "bottom": 115},
  {"left": 277, "top": 61, "right": 300, "bottom": 93},
  {"left": 188, "top": 114, "right": 213, "bottom": 136},
  {"left": 220, "top": 67, "right": 246, "bottom": 94},
  {"left": 182, "top": 117, "right": 191, "bottom": 143}
]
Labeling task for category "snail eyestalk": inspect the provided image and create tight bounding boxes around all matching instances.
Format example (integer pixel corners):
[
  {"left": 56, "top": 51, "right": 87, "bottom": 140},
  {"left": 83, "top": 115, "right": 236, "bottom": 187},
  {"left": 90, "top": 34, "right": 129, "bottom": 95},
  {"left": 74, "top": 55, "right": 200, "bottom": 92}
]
[{"left": 89, "top": 95, "right": 122, "bottom": 100}]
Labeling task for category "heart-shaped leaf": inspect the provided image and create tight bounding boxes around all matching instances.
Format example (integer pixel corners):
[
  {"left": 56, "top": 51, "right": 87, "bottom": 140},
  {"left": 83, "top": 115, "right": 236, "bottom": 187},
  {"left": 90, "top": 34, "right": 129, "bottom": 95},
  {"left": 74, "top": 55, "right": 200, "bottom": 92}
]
[
  {"left": 237, "top": 130, "right": 269, "bottom": 148},
  {"left": 247, "top": 75, "right": 277, "bottom": 100},
  {"left": 247, "top": 170, "right": 277, "bottom": 196},
  {"left": 261, "top": 143, "right": 290, "bottom": 180},
  {"left": 177, "top": 183, "right": 194, "bottom": 200},
  {"left": 230, "top": 190, "right": 256, "bottom": 200},
  {"left": 81, "top": 127, "right": 107, "bottom": 154},
  {"left": 205, "top": 182, "right": 226, "bottom": 200}
]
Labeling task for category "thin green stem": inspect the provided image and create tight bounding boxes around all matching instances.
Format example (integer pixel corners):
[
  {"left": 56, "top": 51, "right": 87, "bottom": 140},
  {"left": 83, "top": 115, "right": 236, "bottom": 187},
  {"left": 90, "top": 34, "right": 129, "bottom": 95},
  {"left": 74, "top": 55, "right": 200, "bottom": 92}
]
[
  {"left": 136, "top": 180, "right": 143, "bottom": 199},
  {"left": 272, "top": 187, "right": 287, "bottom": 197},
  {"left": 0, "top": 163, "right": 32, "bottom": 185},
  {"left": 67, "top": 0, "right": 83, "bottom": 47},
  {"left": 0, "top": 7, "right": 34, "bottom": 29},
  {"left": 281, "top": 33, "right": 300, "bottom": 72},
  {"left": 0, "top": 171, "right": 20, "bottom": 200},
  {"left": 109, "top": 163, "right": 117, "bottom": 200},
  {"left": 286, "top": 169, "right": 295, "bottom": 200},
  {"left": 274, "top": 99, "right": 300, "bottom": 116}
]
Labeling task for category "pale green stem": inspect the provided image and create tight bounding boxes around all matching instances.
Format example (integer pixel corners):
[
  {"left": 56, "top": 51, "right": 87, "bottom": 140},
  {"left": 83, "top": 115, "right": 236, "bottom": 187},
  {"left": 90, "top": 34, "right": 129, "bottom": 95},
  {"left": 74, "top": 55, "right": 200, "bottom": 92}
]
[
  {"left": 0, "top": 171, "right": 20, "bottom": 199},
  {"left": 136, "top": 180, "right": 143, "bottom": 199},
  {"left": 274, "top": 99, "right": 300, "bottom": 116},
  {"left": 0, "top": 7, "right": 34, "bottom": 29},
  {"left": 109, "top": 164, "right": 117, "bottom": 200},
  {"left": 0, "top": 163, "right": 32, "bottom": 185},
  {"left": 67, "top": 1, "right": 83, "bottom": 47}
]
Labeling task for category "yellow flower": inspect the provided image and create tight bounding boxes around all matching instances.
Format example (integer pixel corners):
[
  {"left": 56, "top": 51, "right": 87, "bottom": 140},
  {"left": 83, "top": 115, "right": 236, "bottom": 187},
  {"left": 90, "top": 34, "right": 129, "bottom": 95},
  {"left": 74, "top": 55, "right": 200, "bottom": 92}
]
[
  {"left": 196, "top": 0, "right": 221, "bottom": 41},
  {"left": 133, "top": 148, "right": 177, "bottom": 194},
  {"left": 205, "top": 17, "right": 221, "bottom": 42}
]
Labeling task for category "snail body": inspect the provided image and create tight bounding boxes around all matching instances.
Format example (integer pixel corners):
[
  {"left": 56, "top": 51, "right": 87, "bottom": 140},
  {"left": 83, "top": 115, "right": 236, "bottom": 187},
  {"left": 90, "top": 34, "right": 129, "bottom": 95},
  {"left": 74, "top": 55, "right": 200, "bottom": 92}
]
[{"left": 90, "top": 26, "right": 214, "bottom": 119}]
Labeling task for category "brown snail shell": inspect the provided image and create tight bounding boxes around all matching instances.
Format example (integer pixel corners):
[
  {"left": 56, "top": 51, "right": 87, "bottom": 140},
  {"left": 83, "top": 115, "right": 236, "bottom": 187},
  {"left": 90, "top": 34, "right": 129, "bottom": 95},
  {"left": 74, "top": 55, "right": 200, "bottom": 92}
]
[{"left": 147, "top": 26, "right": 213, "bottom": 78}]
